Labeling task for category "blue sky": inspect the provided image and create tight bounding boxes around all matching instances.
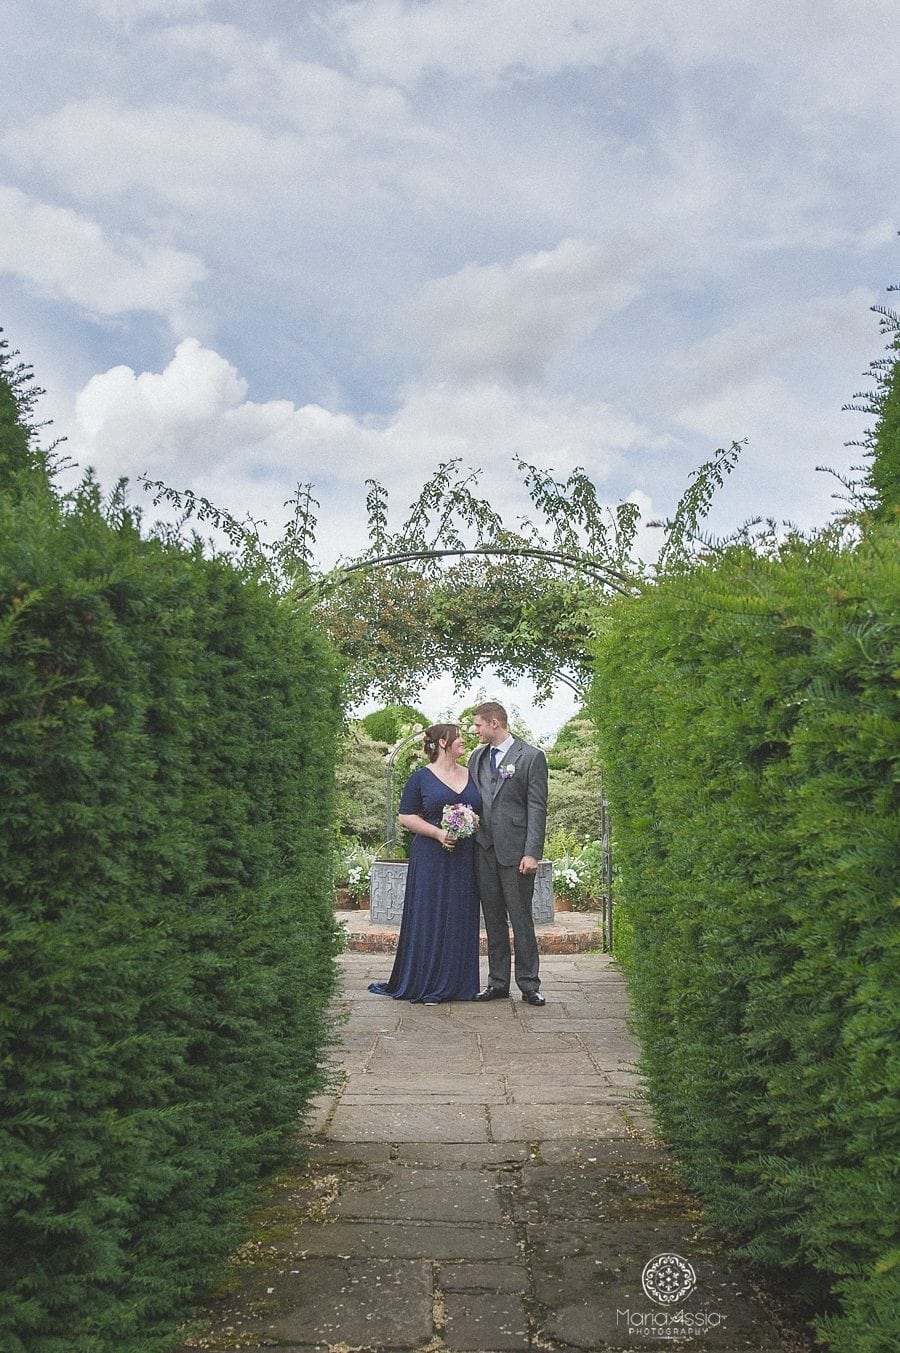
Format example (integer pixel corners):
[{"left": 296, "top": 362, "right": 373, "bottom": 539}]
[{"left": 2, "top": 0, "right": 898, "bottom": 736}]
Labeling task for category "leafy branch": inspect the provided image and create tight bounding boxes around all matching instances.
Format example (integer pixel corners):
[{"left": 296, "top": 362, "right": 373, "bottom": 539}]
[{"left": 653, "top": 440, "right": 745, "bottom": 571}]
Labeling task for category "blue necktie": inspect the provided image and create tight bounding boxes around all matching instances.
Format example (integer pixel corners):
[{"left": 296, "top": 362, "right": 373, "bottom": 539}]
[{"left": 489, "top": 747, "right": 499, "bottom": 777}]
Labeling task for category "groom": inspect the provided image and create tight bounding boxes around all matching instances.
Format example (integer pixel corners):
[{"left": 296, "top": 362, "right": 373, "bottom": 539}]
[{"left": 469, "top": 701, "right": 548, "bottom": 1006}]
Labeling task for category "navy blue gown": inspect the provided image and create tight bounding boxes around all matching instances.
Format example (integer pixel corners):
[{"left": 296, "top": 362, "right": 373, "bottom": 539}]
[{"left": 369, "top": 767, "right": 482, "bottom": 1004}]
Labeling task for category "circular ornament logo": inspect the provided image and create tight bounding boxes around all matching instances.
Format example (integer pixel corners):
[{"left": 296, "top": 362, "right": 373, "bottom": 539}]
[{"left": 641, "top": 1252, "right": 697, "bottom": 1305}]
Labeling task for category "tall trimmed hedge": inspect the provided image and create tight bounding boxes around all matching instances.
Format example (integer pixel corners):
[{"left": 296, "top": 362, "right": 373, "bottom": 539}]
[
  {"left": 1, "top": 477, "right": 342, "bottom": 1352},
  {"left": 591, "top": 527, "right": 899, "bottom": 1352}
]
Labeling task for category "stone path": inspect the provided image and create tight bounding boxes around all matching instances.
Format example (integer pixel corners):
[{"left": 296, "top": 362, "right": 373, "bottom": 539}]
[{"left": 176, "top": 953, "right": 806, "bottom": 1352}]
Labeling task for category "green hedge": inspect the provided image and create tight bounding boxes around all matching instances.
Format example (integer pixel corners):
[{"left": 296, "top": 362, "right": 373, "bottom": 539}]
[
  {"left": 591, "top": 527, "right": 899, "bottom": 1352},
  {"left": 0, "top": 478, "right": 342, "bottom": 1352}
]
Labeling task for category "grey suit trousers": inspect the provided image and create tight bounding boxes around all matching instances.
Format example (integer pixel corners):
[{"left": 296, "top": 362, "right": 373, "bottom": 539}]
[{"left": 475, "top": 844, "right": 541, "bottom": 994}]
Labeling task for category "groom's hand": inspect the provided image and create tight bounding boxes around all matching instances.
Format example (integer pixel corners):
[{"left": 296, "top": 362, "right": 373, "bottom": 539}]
[{"left": 519, "top": 855, "right": 539, "bottom": 874}]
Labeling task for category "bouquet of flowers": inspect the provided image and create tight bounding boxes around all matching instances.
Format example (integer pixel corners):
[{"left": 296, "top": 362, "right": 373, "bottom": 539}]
[{"left": 440, "top": 802, "right": 480, "bottom": 850}]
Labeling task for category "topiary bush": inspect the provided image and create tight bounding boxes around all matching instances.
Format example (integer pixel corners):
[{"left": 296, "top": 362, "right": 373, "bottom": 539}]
[
  {"left": 360, "top": 703, "right": 427, "bottom": 745},
  {"left": 0, "top": 459, "right": 342, "bottom": 1351},
  {"left": 591, "top": 525, "right": 899, "bottom": 1352}
]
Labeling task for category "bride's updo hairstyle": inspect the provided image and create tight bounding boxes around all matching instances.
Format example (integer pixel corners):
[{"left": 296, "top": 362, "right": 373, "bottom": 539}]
[{"left": 423, "top": 723, "right": 460, "bottom": 762}]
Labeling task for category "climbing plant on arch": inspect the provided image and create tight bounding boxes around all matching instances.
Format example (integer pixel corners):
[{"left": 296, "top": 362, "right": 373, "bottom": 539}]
[{"left": 144, "top": 442, "right": 745, "bottom": 707}]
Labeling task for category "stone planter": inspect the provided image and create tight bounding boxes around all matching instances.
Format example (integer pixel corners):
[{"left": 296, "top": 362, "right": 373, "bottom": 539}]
[
  {"left": 369, "top": 860, "right": 409, "bottom": 925},
  {"left": 370, "top": 858, "right": 555, "bottom": 926}
]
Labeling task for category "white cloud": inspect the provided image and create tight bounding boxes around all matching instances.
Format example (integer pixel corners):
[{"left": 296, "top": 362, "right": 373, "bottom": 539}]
[
  {"left": 406, "top": 239, "right": 645, "bottom": 385},
  {"left": 69, "top": 339, "right": 369, "bottom": 480},
  {"left": 668, "top": 289, "right": 877, "bottom": 413},
  {"left": 0, "top": 185, "right": 206, "bottom": 332},
  {"left": 3, "top": 100, "right": 291, "bottom": 211},
  {"left": 163, "top": 22, "right": 417, "bottom": 136},
  {"left": 2, "top": 87, "right": 436, "bottom": 244},
  {"left": 334, "top": 0, "right": 900, "bottom": 119},
  {"left": 63, "top": 339, "right": 659, "bottom": 563},
  {"left": 333, "top": 0, "right": 615, "bottom": 84},
  {"left": 88, "top": 0, "right": 211, "bottom": 19}
]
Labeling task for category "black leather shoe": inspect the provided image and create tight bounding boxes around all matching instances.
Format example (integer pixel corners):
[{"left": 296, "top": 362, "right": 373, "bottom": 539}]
[
  {"left": 521, "top": 991, "right": 546, "bottom": 1006},
  {"left": 473, "top": 986, "right": 510, "bottom": 1001}
]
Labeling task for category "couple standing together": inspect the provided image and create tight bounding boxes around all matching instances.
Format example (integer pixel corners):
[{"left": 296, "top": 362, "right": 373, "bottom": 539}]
[{"left": 369, "top": 701, "right": 548, "bottom": 1007}]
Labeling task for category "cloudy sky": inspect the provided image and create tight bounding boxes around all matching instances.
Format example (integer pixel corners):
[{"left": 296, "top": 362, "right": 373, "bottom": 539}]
[{"left": 2, "top": 0, "right": 898, "bottom": 736}]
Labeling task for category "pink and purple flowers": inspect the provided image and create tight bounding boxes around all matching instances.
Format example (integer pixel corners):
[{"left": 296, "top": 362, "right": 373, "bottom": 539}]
[{"left": 440, "top": 803, "right": 480, "bottom": 849}]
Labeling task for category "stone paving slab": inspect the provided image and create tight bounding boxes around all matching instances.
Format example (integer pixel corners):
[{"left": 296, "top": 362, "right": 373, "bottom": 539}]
[
  {"left": 339, "top": 1076, "right": 510, "bottom": 1105},
  {"left": 443, "top": 1290, "right": 530, "bottom": 1350},
  {"left": 365, "top": 1047, "right": 484, "bottom": 1075},
  {"left": 478, "top": 1027, "right": 589, "bottom": 1052},
  {"left": 236, "top": 1257, "right": 433, "bottom": 1349},
  {"left": 331, "top": 1163, "right": 508, "bottom": 1222},
  {"left": 503, "top": 1082, "right": 636, "bottom": 1105},
  {"left": 514, "top": 1160, "right": 695, "bottom": 1222},
  {"left": 490, "top": 1102, "right": 634, "bottom": 1141},
  {"left": 285, "top": 1218, "right": 521, "bottom": 1261},
  {"left": 537, "top": 1137, "right": 672, "bottom": 1166},
  {"left": 327, "top": 1101, "right": 491, "bottom": 1142},
  {"left": 480, "top": 1049, "right": 603, "bottom": 1076},
  {"left": 439, "top": 1260, "right": 529, "bottom": 1292}
]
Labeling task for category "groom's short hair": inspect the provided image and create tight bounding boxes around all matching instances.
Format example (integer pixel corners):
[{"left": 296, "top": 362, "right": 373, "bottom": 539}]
[{"left": 473, "top": 700, "right": 508, "bottom": 727}]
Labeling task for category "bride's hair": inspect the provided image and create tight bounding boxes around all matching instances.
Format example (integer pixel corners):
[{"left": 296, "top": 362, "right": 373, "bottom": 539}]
[{"left": 423, "top": 723, "right": 460, "bottom": 762}]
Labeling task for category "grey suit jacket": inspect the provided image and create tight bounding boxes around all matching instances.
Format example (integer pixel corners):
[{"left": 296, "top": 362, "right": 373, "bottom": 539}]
[{"left": 469, "top": 738, "right": 548, "bottom": 868}]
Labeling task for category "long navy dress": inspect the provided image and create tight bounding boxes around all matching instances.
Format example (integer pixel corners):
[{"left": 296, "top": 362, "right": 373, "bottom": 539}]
[{"left": 368, "top": 767, "right": 482, "bottom": 1004}]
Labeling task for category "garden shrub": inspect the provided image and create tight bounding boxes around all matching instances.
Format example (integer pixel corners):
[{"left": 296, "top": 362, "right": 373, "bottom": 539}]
[
  {"left": 544, "top": 832, "right": 605, "bottom": 910},
  {"left": 333, "top": 840, "right": 376, "bottom": 902},
  {"left": 545, "top": 715, "right": 607, "bottom": 841},
  {"left": 0, "top": 464, "right": 342, "bottom": 1351},
  {"left": 591, "top": 527, "right": 899, "bottom": 1351},
  {"left": 334, "top": 725, "right": 391, "bottom": 845},
  {"left": 360, "top": 703, "right": 427, "bottom": 745}
]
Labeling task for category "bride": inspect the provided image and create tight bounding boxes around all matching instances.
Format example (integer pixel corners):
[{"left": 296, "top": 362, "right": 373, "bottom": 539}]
[{"left": 368, "top": 723, "right": 482, "bottom": 1004}]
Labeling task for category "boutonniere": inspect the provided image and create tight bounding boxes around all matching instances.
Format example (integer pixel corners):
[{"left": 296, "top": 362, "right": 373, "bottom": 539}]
[{"left": 498, "top": 763, "right": 516, "bottom": 781}]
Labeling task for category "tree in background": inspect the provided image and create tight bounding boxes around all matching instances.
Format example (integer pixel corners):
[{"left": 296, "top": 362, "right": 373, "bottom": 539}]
[
  {"left": 0, "top": 330, "right": 54, "bottom": 491},
  {"left": 545, "top": 715, "right": 606, "bottom": 843},
  {"left": 334, "top": 725, "right": 391, "bottom": 846},
  {"left": 839, "top": 275, "right": 900, "bottom": 524},
  {"left": 865, "top": 298, "right": 900, "bottom": 520},
  {"left": 361, "top": 703, "right": 428, "bottom": 744}
]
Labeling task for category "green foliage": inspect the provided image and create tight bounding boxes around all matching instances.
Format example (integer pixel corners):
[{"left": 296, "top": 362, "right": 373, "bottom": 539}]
[
  {"left": 545, "top": 837, "right": 605, "bottom": 911},
  {"left": 149, "top": 441, "right": 757, "bottom": 709},
  {"left": 0, "top": 464, "right": 342, "bottom": 1351},
  {"left": 360, "top": 703, "right": 428, "bottom": 745},
  {"left": 591, "top": 524, "right": 900, "bottom": 1352},
  {"left": 545, "top": 716, "right": 605, "bottom": 841},
  {"left": 334, "top": 725, "right": 391, "bottom": 845},
  {"left": 870, "top": 331, "right": 900, "bottom": 520},
  {"left": 333, "top": 841, "right": 376, "bottom": 902},
  {"left": 838, "top": 278, "right": 900, "bottom": 524},
  {"left": 0, "top": 331, "right": 57, "bottom": 497}
]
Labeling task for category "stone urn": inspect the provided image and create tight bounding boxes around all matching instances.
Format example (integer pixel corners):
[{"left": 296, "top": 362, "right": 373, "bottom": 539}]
[{"left": 369, "top": 858, "right": 554, "bottom": 925}]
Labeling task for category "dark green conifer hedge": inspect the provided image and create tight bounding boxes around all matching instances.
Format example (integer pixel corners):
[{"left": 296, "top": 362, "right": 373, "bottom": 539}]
[
  {"left": 591, "top": 527, "right": 899, "bottom": 1352},
  {"left": 1, "top": 458, "right": 341, "bottom": 1346}
]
